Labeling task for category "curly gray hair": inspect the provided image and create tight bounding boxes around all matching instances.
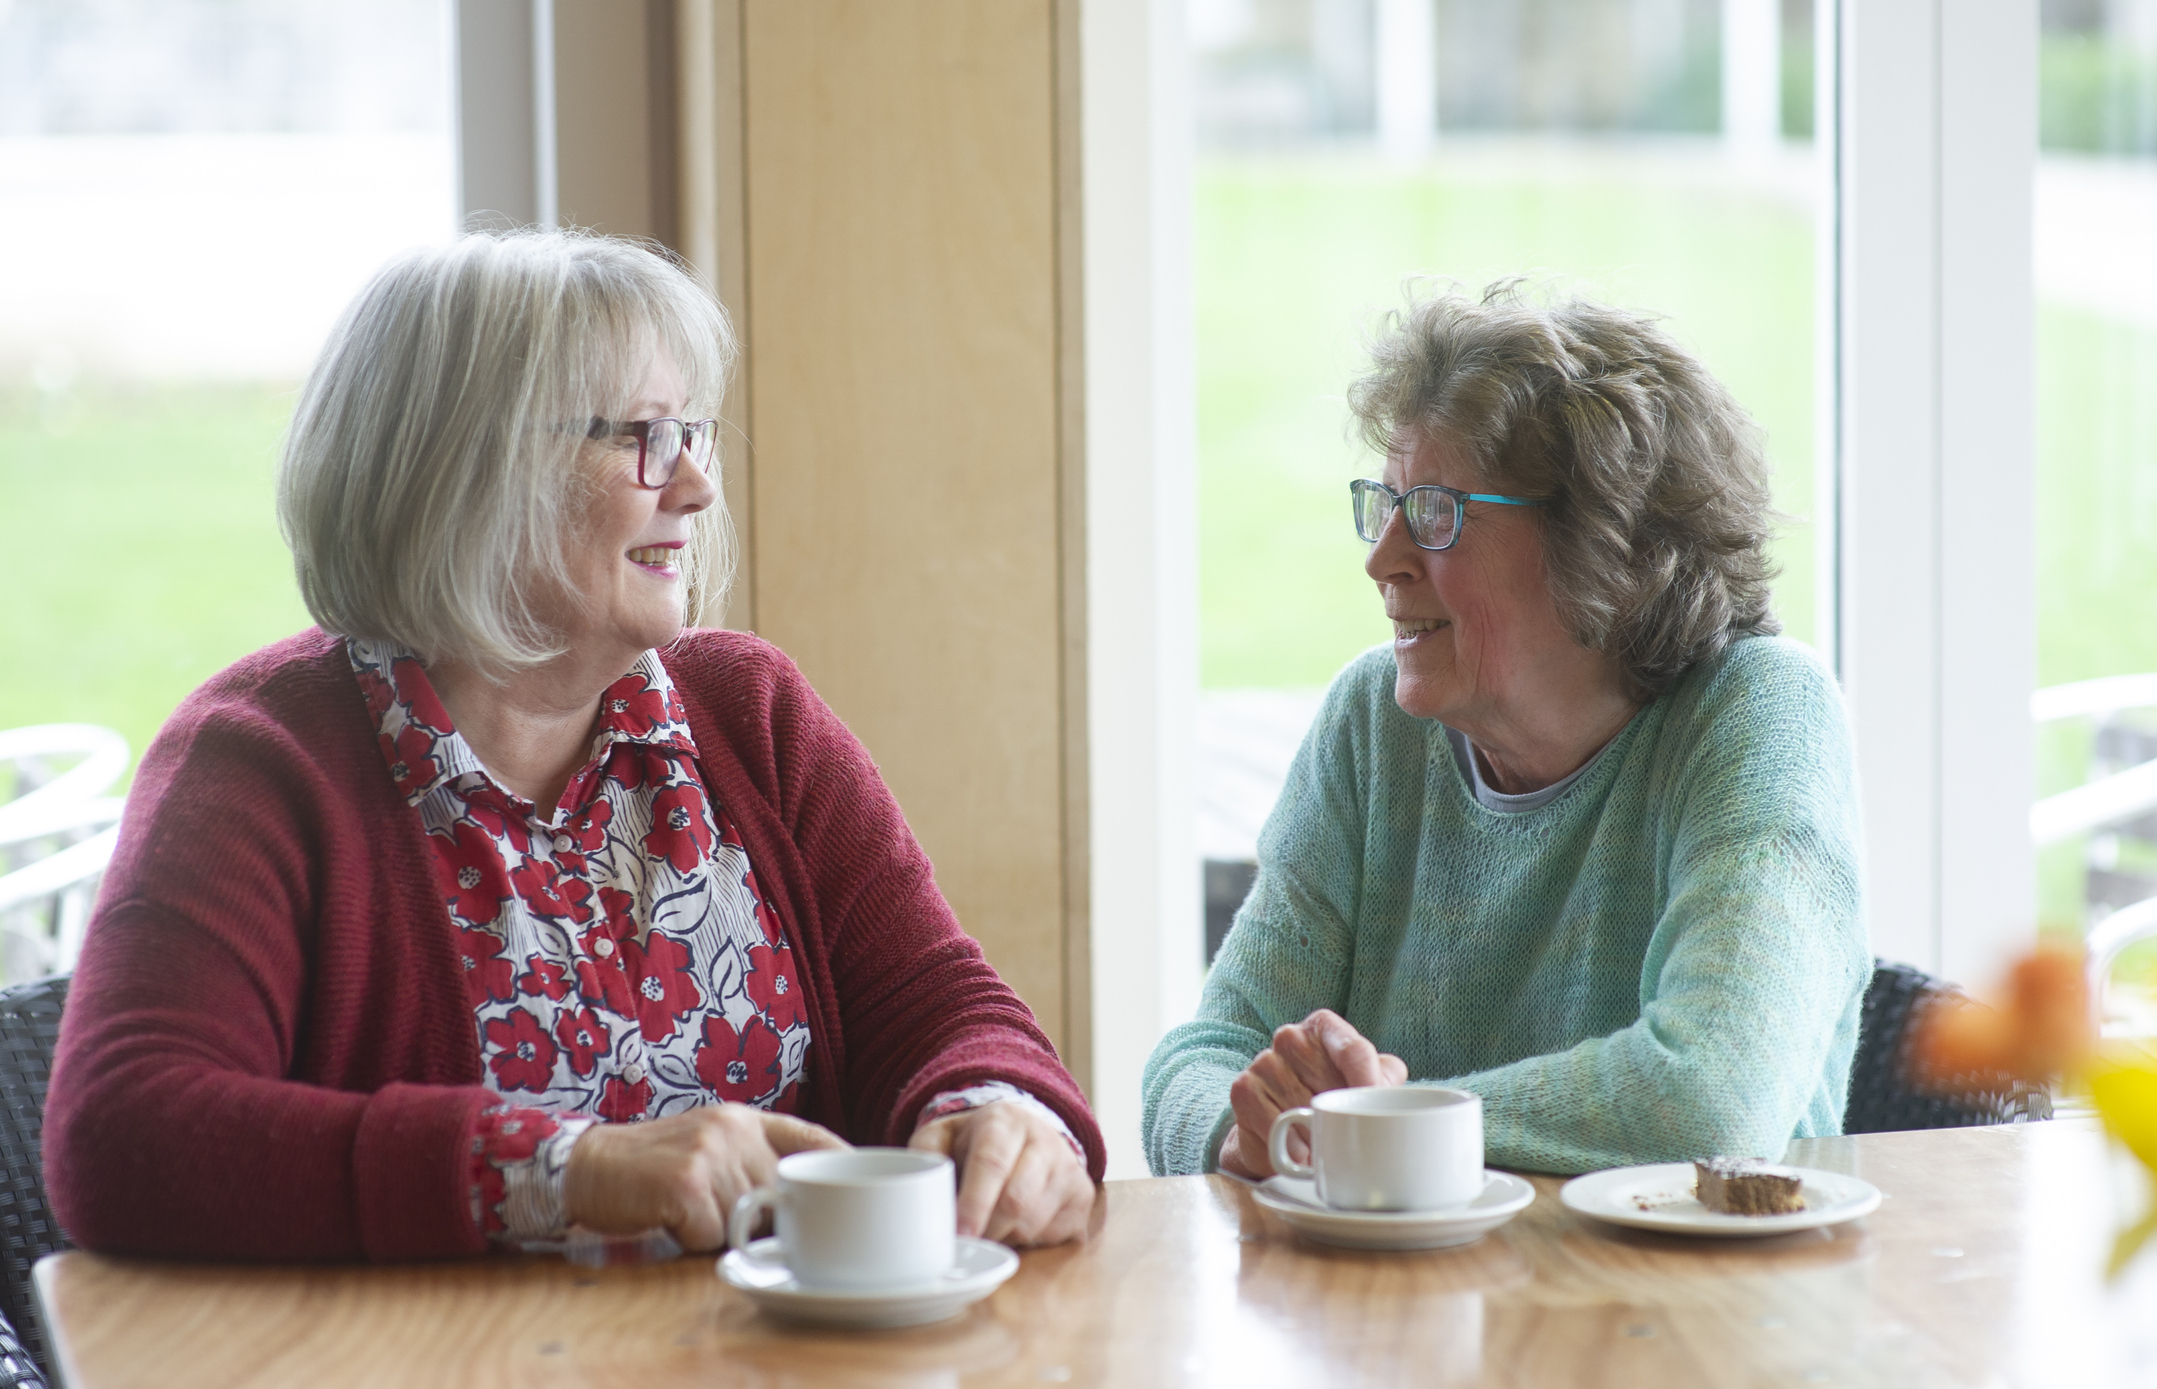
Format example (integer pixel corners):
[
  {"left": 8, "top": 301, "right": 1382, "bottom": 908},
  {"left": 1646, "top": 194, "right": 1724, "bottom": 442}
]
[{"left": 1346, "top": 281, "right": 1782, "bottom": 697}]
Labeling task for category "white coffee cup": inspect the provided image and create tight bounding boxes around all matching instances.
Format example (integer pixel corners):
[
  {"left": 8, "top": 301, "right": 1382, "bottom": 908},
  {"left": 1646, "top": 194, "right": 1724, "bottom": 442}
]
[
  {"left": 1267, "top": 1086, "right": 1484, "bottom": 1211},
  {"left": 727, "top": 1147, "right": 956, "bottom": 1290}
]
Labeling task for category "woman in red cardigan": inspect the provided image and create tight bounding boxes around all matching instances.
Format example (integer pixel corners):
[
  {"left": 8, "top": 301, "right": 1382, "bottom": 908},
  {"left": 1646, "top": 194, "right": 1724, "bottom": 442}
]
[{"left": 44, "top": 230, "right": 1104, "bottom": 1262}]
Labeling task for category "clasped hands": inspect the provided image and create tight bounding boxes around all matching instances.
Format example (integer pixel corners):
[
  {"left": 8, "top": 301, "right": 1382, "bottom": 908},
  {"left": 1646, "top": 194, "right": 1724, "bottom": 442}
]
[
  {"left": 562, "top": 1098, "right": 1093, "bottom": 1252},
  {"left": 1218, "top": 1008, "right": 1408, "bottom": 1180}
]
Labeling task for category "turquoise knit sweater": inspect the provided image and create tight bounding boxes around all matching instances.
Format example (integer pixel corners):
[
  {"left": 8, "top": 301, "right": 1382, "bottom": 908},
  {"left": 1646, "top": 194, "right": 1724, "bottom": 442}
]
[{"left": 1142, "top": 635, "right": 1867, "bottom": 1177}]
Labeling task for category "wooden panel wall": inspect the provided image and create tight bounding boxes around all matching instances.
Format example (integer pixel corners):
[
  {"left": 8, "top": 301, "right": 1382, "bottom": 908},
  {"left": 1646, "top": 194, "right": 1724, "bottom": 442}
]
[
  {"left": 736, "top": 1, "right": 1075, "bottom": 1054},
  {"left": 554, "top": 0, "right": 1081, "bottom": 1068}
]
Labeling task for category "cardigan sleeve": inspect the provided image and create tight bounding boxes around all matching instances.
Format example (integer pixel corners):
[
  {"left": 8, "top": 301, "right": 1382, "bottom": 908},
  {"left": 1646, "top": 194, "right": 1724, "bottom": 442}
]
[
  {"left": 733, "top": 645, "right": 1107, "bottom": 1181},
  {"left": 44, "top": 690, "right": 492, "bottom": 1262}
]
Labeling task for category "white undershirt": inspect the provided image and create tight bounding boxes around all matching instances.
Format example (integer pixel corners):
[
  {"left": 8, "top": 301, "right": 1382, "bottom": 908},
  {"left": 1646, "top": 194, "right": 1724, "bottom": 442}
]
[{"left": 1445, "top": 725, "right": 1606, "bottom": 813}]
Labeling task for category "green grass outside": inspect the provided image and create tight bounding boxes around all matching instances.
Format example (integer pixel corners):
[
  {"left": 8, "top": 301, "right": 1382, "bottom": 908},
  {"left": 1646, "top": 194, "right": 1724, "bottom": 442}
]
[
  {"left": 1193, "top": 155, "right": 2157, "bottom": 950},
  {"left": 1, "top": 158, "right": 2152, "bottom": 954},
  {"left": 0, "top": 382, "right": 312, "bottom": 778},
  {"left": 1196, "top": 153, "right": 1817, "bottom": 690}
]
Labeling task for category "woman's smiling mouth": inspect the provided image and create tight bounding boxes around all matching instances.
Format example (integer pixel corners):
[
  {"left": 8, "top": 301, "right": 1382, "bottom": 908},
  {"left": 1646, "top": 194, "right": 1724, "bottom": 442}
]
[
  {"left": 1393, "top": 617, "right": 1450, "bottom": 640},
  {"left": 627, "top": 544, "right": 680, "bottom": 572}
]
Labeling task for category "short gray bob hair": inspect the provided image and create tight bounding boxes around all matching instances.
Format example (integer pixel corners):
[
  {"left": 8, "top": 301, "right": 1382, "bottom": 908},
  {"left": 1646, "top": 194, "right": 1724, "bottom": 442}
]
[
  {"left": 279, "top": 229, "right": 737, "bottom": 675},
  {"left": 1346, "top": 281, "right": 1781, "bottom": 697}
]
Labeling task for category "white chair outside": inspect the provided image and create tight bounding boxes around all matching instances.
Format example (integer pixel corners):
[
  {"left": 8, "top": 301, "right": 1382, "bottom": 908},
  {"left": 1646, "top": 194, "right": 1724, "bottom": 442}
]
[
  {"left": 2030, "top": 675, "right": 2157, "bottom": 1040},
  {"left": 0, "top": 724, "right": 130, "bottom": 982}
]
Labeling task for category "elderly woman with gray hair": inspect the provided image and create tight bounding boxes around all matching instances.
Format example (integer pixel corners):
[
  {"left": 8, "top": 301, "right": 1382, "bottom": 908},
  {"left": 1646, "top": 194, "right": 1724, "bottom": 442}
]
[
  {"left": 46, "top": 230, "right": 1101, "bottom": 1261},
  {"left": 1143, "top": 285, "right": 1867, "bottom": 1179}
]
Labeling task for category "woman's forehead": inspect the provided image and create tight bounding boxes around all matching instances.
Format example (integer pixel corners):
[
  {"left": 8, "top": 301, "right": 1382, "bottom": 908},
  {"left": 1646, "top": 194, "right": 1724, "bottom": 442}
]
[{"left": 1387, "top": 431, "right": 1476, "bottom": 489}]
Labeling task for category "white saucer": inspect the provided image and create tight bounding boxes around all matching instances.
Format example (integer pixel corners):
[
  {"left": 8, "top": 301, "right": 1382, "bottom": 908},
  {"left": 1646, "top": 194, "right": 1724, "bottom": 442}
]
[
  {"left": 717, "top": 1237, "right": 1020, "bottom": 1328},
  {"left": 1559, "top": 1162, "right": 1883, "bottom": 1238},
  {"left": 1250, "top": 1170, "right": 1535, "bottom": 1250}
]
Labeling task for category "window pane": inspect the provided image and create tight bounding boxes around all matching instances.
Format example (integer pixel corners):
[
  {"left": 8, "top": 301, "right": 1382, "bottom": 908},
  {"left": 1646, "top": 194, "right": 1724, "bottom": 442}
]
[
  {"left": 0, "top": 0, "right": 454, "bottom": 775},
  {"left": 1194, "top": 0, "right": 1824, "bottom": 917},
  {"left": 2032, "top": 0, "right": 2157, "bottom": 995}
]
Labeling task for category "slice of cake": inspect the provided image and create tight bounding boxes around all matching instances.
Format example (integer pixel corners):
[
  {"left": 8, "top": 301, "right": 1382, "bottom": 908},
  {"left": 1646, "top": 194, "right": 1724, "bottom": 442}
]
[{"left": 1692, "top": 1157, "right": 1805, "bottom": 1215}]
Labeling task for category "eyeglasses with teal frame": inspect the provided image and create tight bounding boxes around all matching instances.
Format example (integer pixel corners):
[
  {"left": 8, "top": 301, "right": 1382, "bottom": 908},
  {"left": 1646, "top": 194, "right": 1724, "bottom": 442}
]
[{"left": 1350, "top": 478, "right": 1543, "bottom": 552}]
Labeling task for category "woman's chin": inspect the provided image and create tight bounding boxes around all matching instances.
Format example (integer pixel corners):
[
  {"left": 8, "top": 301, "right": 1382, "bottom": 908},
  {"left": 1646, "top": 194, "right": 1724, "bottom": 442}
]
[{"left": 1391, "top": 673, "right": 1457, "bottom": 723}]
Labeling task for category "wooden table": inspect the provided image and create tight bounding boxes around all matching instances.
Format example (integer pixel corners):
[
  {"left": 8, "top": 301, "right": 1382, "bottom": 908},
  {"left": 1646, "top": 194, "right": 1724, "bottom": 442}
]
[{"left": 35, "top": 1122, "right": 2157, "bottom": 1388}]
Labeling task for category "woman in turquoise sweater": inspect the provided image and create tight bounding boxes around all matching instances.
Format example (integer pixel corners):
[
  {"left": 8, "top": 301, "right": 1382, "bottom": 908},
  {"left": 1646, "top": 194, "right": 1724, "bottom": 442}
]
[{"left": 1143, "top": 285, "right": 1867, "bottom": 1179}]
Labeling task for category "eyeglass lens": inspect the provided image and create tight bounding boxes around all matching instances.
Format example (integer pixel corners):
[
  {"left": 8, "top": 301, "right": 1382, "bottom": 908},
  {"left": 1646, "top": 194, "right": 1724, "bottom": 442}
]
[
  {"left": 1353, "top": 482, "right": 1460, "bottom": 550},
  {"left": 639, "top": 419, "right": 718, "bottom": 488}
]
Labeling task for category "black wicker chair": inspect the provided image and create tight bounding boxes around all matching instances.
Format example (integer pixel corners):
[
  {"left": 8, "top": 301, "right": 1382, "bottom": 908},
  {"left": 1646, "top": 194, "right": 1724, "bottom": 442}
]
[
  {"left": 1844, "top": 959, "right": 2051, "bottom": 1134},
  {"left": 0, "top": 975, "right": 70, "bottom": 1389}
]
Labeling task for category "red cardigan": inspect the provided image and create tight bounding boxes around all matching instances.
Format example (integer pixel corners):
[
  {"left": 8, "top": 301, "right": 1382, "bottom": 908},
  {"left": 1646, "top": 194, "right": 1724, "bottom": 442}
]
[{"left": 45, "top": 628, "right": 1104, "bottom": 1261}]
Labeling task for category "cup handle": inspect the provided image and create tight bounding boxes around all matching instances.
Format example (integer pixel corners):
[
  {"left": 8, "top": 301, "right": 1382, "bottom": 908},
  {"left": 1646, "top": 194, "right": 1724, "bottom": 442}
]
[
  {"left": 727, "top": 1184, "right": 783, "bottom": 1257},
  {"left": 1268, "top": 1107, "right": 1317, "bottom": 1180}
]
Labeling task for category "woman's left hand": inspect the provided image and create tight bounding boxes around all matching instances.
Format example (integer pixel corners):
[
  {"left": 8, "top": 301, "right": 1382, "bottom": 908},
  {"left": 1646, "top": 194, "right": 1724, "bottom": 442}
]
[{"left": 909, "top": 1101, "right": 1095, "bottom": 1247}]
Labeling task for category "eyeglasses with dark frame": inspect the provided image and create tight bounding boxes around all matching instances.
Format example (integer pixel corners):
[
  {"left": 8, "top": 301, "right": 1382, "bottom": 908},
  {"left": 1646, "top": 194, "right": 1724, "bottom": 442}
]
[
  {"left": 585, "top": 416, "right": 720, "bottom": 490},
  {"left": 1350, "top": 477, "right": 1543, "bottom": 552}
]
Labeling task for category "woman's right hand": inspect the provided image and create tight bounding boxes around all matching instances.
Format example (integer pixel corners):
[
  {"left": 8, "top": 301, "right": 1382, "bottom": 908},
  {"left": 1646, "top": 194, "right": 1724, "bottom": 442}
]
[
  {"left": 1218, "top": 1008, "right": 1408, "bottom": 1180},
  {"left": 562, "top": 1103, "right": 849, "bottom": 1251}
]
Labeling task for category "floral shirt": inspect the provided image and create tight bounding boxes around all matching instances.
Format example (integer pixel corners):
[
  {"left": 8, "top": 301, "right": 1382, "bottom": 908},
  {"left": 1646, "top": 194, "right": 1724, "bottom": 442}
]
[{"left": 350, "top": 638, "right": 1069, "bottom": 1246}]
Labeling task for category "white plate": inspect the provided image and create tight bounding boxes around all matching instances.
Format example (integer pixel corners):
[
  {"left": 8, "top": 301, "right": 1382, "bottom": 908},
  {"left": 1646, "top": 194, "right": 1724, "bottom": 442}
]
[
  {"left": 1559, "top": 1162, "right": 1883, "bottom": 1238},
  {"left": 717, "top": 1236, "right": 1020, "bottom": 1328},
  {"left": 1250, "top": 1170, "right": 1536, "bottom": 1250}
]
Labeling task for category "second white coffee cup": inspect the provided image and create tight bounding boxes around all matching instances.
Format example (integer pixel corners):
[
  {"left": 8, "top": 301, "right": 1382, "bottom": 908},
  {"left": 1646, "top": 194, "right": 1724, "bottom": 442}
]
[
  {"left": 727, "top": 1147, "right": 956, "bottom": 1290},
  {"left": 1267, "top": 1086, "right": 1484, "bottom": 1212}
]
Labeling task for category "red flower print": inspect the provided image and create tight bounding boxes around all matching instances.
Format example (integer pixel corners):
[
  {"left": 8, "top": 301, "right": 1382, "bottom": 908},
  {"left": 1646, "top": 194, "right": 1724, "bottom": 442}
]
[
  {"left": 696, "top": 1015, "right": 783, "bottom": 1103},
  {"left": 603, "top": 745, "right": 653, "bottom": 793},
  {"left": 467, "top": 793, "right": 533, "bottom": 856},
  {"left": 475, "top": 1162, "right": 507, "bottom": 1234},
  {"left": 431, "top": 820, "right": 510, "bottom": 926},
  {"left": 599, "top": 1073, "right": 654, "bottom": 1121},
  {"left": 380, "top": 723, "right": 441, "bottom": 796},
  {"left": 596, "top": 886, "right": 636, "bottom": 932},
  {"left": 482, "top": 1009, "right": 559, "bottom": 1092},
  {"left": 458, "top": 927, "right": 518, "bottom": 1007},
  {"left": 562, "top": 798, "right": 614, "bottom": 854},
  {"left": 645, "top": 783, "right": 715, "bottom": 874},
  {"left": 553, "top": 1007, "right": 611, "bottom": 1077},
  {"left": 393, "top": 654, "right": 456, "bottom": 735},
  {"left": 517, "top": 956, "right": 572, "bottom": 1001},
  {"left": 745, "top": 941, "right": 804, "bottom": 1033},
  {"left": 476, "top": 1104, "right": 560, "bottom": 1164},
  {"left": 353, "top": 662, "right": 395, "bottom": 722},
  {"left": 601, "top": 681, "right": 672, "bottom": 737},
  {"left": 509, "top": 858, "right": 594, "bottom": 924},
  {"left": 574, "top": 954, "right": 638, "bottom": 1015},
  {"left": 619, "top": 930, "right": 704, "bottom": 1042}
]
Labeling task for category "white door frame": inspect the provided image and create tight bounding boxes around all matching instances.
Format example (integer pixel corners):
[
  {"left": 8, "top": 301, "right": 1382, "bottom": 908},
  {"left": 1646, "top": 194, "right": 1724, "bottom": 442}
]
[{"left": 1826, "top": 0, "right": 2038, "bottom": 983}]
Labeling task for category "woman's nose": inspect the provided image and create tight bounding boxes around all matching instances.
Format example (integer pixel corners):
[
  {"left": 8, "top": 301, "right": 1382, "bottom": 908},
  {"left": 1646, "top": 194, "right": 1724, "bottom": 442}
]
[
  {"left": 663, "top": 453, "right": 720, "bottom": 514},
  {"left": 1364, "top": 506, "right": 1423, "bottom": 585}
]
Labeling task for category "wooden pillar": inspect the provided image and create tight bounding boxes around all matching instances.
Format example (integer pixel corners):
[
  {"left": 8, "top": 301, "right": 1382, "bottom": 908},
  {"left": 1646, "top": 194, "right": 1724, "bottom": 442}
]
[{"left": 492, "top": 1, "right": 1200, "bottom": 1157}]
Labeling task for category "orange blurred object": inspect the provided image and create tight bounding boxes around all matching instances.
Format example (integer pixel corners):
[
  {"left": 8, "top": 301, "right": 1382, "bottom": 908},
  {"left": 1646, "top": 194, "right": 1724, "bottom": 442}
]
[{"left": 1911, "top": 947, "right": 2093, "bottom": 1087}]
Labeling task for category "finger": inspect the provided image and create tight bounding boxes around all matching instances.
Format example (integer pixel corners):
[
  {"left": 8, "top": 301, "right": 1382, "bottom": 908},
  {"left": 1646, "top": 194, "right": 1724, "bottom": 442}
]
[
  {"left": 674, "top": 1189, "right": 729, "bottom": 1253},
  {"left": 1038, "top": 1161, "right": 1098, "bottom": 1245},
  {"left": 761, "top": 1111, "right": 850, "bottom": 1155},
  {"left": 953, "top": 1114, "right": 1025, "bottom": 1241},
  {"left": 1317, "top": 1017, "right": 1389, "bottom": 1088},
  {"left": 986, "top": 1141, "right": 1057, "bottom": 1245},
  {"left": 1379, "top": 1052, "right": 1408, "bottom": 1086},
  {"left": 1272, "top": 1022, "right": 1349, "bottom": 1095},
  {"left": 908, "top": 1116, "right": 959, "bottom": 1156},
  {"left": 1227, "top": 1070, "right": 1284, "bottom": 1150},
  {"left": 1246, "top": 1047, "right": 1316, "bottom": 1111}
]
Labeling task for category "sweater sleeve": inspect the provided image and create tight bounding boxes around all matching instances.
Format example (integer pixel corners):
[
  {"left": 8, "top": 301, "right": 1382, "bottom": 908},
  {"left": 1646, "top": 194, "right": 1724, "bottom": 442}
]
[
  {"left": 1139, "top": 677, "right": 1367, "bottom": 1176},
  {"left": 1433, "top": 655, "right": 1869, "bottom": 1174},
  {"left": 750, "top": 651, "right": 1107, "bottom": 1181},
  {"left": 45, "top": 696, "right": 492, "bottom": 1261}
]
